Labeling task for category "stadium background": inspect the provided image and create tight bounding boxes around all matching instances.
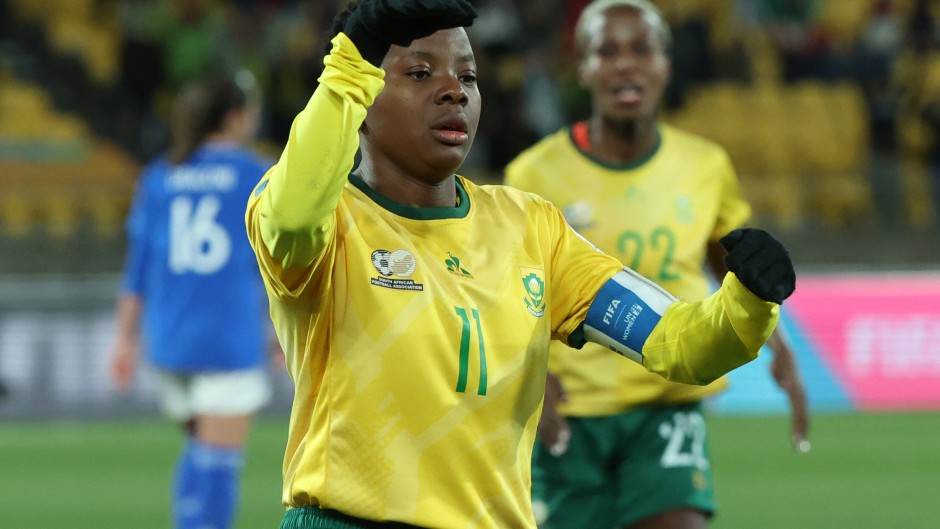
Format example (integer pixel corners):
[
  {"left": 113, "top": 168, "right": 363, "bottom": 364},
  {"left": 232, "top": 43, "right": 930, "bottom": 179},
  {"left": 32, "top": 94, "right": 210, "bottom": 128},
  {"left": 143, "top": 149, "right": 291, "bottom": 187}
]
[{"left": 0, "top": 0, "right": 938, "bottom": 528}]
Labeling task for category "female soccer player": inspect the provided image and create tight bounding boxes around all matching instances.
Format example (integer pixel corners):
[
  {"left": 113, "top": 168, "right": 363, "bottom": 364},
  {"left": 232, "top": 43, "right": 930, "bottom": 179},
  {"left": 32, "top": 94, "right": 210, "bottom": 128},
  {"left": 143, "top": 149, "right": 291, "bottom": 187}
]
[
  {"left": 110, "top": 73, "right": 273, "bottom": 529},
  {"left": 505, "top": 1, "right": 810, "bottom": 528},
  {"left": 246, "top": 1, "right": 796, "bottom": 528}
]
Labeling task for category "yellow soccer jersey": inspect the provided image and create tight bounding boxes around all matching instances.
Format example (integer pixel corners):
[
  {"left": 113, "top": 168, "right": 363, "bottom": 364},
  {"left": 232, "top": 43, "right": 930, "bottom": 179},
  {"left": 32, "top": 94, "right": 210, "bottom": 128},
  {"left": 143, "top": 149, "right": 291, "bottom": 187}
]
[
  {"left": 505, "top": 123, "right": 752, "bottom": 415},
  {"left": 246, "top": 33, "right": 625, "bottom": 528},
  {"left": 255, "top": 173, "right": 625, "bottom": 528},
  {"left": 247, "top": 33, "right": 775, "bottom": 529}
]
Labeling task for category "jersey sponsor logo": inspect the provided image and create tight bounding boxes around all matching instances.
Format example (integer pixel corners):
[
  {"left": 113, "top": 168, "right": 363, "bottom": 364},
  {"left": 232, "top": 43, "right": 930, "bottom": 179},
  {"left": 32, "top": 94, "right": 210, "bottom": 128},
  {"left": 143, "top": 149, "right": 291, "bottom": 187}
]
[
  {"left": 371, "top": 249, "right": 423, "bottom": 291},
  {"left": 372, "top": 249, "right": 417, "bottom": 277},
  {"left": 520, "top": 268, "right": 546, "bottom": 317},
  {"left": 371, "top": 277, "right": 423, "bottom": 290},
  {"left": 561, "top": 201, "right": 595, "bottom": 232},
  {"left": 625, "top": 186, "right": 644, "bottom": 202},
  {"left": 444, "top": 252, "right": 473, "bottom": 278},
  {"left": 675, "top": 195, "right": 694, "bottom": 223}
]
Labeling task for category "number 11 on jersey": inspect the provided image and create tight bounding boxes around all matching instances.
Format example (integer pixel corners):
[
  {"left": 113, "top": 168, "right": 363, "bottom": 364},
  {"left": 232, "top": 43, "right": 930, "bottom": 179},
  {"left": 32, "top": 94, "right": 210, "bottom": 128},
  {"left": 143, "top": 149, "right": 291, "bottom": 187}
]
[{"left": 454, "top": 306, "right": 487, "bottom": 396}]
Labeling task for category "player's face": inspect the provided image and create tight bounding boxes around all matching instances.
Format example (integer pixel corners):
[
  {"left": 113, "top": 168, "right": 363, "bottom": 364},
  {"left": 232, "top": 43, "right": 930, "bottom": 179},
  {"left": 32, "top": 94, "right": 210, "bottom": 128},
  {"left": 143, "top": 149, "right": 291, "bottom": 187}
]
[
  {"left": 362, "top": 28, "right": 480, "bottom": 183},
  {"left": 578, "top": 6, "right": 670, "bottom": 126}
]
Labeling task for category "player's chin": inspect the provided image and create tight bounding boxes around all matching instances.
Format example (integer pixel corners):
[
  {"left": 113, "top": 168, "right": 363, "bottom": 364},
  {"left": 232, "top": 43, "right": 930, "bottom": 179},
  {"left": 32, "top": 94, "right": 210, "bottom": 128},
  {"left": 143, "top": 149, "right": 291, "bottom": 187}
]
[
  {"left": 603, "top": 105, "right": 645, "bottom": 122},
  {"left": 430, "top": 142, "right": 473, "bottom": 170}
]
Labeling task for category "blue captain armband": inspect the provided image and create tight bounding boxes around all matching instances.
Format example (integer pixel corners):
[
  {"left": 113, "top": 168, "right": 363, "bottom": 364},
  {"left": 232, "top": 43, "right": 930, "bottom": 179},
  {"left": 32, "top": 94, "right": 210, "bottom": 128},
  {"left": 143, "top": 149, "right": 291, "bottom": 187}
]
[{"left": 582, "top": 268, "right": 677, "bottom": 364}]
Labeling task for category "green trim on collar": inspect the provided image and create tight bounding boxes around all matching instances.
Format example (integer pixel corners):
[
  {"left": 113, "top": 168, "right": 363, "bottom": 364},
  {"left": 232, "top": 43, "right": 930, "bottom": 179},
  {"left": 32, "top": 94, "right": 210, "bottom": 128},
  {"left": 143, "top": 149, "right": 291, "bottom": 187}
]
[
  {"left": 566, "top": 126, "right": 662, "bottom": 171},
  {"left": 348, "top": 173, "right": 471, "bottom": 220}
]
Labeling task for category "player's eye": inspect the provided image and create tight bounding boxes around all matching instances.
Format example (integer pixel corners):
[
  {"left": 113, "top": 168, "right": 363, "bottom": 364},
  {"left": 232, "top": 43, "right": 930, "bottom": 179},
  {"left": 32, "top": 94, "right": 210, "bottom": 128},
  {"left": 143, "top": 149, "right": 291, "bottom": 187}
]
[
  {"left": 633, "top": 42, "right": 653, "bottom": 56},
  {"left": 596, "top": 43, "right": 618, "bottom": 58},
  {"left": 459, "top": 72, "right": 477, "bottom": 86},
  {"left": 407, "top": 69, "right": 431, "bottom": 80}
]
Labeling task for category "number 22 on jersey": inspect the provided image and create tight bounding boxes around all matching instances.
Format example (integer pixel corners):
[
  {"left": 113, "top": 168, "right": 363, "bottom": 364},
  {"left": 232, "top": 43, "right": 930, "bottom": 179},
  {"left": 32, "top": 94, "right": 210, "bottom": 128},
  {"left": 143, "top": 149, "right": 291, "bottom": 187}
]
[{"left": 617, "top": 227, "right": 679, "bottom": 282}]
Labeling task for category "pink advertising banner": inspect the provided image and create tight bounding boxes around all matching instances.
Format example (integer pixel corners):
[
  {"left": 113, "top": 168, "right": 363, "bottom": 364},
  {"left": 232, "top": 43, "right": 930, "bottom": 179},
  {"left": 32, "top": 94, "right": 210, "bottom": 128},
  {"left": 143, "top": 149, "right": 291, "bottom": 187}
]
[{"left": 787, "top": 273, "right": 940, "bottom": 410}]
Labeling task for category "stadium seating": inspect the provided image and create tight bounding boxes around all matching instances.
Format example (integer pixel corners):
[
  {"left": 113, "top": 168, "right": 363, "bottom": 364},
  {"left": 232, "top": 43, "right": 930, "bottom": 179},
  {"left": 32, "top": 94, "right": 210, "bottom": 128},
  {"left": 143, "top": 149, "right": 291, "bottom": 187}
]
[
  {"left": 0, "top": 72, "right": 137, "bottom": 239},
  {"left": 665, "top": 79, "right": 873, "bottom": 230},
  {"left": 3, "top": 0, "right": 139, "bottom": 239},
  {"left": 1, "top": 0, "right": 934, "bottom": 242},
  {"left": 11, "top": 0, "right": 122, "bottom": 86}
]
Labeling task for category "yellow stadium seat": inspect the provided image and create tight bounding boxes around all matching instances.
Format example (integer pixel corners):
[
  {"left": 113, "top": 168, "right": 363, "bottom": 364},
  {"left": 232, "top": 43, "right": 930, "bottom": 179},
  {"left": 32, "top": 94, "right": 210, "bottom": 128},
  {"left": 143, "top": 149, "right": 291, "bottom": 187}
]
[
  {"left": 0, "top": 189, "right": 35, "bottom": 238},
  {"left": 678, "top": 79, "right": 871, "bottom": 230},
  {"left": 0, "top": 82, "right": 53, "bottom": 116},
  {"left": 10, "top": 0, "right": 51, "bottom": 23},
  {"left": 898, "top": 159, "right": 936, "bottom": 228},
  {"left": 898, "top": 116, "right": 932, "bottom": 157},
  {"left": 818, "top": 0, "right": 872, "bottom": 47},
  {"left": 40, "top": 192, "right": 79, "bottom": 239},
  {"left": 88, "top": 192, "right": 131, "bottom": 238}
]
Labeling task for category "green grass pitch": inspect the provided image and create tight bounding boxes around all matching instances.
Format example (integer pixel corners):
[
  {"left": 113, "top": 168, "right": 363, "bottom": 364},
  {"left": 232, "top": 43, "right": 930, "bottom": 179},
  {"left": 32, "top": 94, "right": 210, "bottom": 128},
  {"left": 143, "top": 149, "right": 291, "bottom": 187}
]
[{"left": 0, "top": 412, "right": 936, "bottom": 528}]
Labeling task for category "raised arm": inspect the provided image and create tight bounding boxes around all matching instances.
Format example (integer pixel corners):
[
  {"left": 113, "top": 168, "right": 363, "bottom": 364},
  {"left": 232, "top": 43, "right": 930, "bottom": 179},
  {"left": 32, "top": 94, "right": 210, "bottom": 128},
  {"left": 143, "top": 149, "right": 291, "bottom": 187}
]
[
  {"left": 249, "top": 35, "right": 385, "bottom": 272},
  {"left": 247, "top": 0, "right": 477, "bottom": 284}
]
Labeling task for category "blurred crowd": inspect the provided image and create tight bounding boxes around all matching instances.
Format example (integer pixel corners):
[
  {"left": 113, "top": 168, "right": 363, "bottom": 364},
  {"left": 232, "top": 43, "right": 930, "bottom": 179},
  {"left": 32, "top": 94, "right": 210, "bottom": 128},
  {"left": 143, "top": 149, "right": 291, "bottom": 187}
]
[
  {"left": 6, "top": 0, "right": 940, "bottom": 231},
  {"left": 103, "top": 0, "right": 940, "bottom": 183}
]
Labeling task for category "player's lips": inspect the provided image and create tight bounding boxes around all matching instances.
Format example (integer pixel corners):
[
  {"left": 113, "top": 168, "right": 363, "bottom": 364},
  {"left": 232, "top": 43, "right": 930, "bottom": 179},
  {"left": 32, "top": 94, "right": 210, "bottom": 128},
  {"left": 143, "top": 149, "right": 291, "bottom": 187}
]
[
  {"left": 610, "top": 82, "right": 644, "bottom": 106},
  {"left": 430, "top": 115, "right": 470, "bottom": 145}
]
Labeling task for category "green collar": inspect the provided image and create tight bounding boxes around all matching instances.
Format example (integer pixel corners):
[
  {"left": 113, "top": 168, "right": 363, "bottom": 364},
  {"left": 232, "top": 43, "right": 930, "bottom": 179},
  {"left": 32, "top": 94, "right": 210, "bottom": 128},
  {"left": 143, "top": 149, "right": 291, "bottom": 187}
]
[
  {"left": 348, "top": 173, "right": 471, "bottom": 220},
  {"left": 567, "top": 125, "right": 662, "bottom": 171}
]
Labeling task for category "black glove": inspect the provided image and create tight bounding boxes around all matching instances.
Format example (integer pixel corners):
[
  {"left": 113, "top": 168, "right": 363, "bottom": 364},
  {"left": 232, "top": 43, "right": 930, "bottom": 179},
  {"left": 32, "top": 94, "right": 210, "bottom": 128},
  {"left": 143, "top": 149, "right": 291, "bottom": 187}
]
[
  {"left": 345, "top": 0, "right": 478, "bottom": 66},
  {"left": 720, "top": 228, "right": 796, "bottom": 304}
]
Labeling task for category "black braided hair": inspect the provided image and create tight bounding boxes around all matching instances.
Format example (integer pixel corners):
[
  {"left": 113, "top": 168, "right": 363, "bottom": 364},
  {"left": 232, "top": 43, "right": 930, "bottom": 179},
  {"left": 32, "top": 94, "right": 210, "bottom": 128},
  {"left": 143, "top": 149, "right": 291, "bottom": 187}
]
[{"left": 322, "top": 1, "right": 360, "bottom": 57}]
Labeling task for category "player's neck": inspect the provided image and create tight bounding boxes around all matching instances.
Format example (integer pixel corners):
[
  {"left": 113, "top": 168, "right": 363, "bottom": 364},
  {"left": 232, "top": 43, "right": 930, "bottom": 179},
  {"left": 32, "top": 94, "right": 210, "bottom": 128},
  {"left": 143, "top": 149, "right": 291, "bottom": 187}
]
[
  {"left": 355, "top": 159, "right": 458, "bottom": 209},
  {"left": 585, "top": 116, "right": 658, "bottom": 166},
  {"left": 204, "top": 131, "right": 241, "bottom": 147}
]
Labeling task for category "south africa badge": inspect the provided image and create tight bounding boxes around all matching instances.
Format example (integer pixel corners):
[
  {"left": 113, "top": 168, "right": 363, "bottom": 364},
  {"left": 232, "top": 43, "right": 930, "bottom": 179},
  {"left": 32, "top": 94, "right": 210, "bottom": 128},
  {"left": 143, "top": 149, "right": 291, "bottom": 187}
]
[{"left": 520, "top": 267, "right": 546, "bottom": 318}]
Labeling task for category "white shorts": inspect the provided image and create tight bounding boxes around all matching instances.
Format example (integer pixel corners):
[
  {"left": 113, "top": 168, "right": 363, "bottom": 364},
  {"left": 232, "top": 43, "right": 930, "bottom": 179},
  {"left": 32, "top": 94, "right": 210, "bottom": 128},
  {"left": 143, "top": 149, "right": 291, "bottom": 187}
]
[{"left": 156, "top": 368, "right": 272, "bottom": 421}]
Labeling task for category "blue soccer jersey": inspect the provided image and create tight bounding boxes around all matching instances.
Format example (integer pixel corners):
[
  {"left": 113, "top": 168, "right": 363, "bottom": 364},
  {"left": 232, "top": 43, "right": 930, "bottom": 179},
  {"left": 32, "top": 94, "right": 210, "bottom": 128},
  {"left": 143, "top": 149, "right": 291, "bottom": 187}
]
[{"left": 123, "top": 142, "right": 270, "bottom": 371}]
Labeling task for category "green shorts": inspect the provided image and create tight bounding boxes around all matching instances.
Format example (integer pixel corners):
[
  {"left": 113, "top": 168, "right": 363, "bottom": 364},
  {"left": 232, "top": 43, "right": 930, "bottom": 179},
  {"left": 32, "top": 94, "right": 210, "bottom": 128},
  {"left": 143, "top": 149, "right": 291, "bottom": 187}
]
[
  {"left": 280, "top": 506, "right": 422, "bottom": 529},
  {"left": 531, "top": 402, "right": 715, "bottom": 529}
]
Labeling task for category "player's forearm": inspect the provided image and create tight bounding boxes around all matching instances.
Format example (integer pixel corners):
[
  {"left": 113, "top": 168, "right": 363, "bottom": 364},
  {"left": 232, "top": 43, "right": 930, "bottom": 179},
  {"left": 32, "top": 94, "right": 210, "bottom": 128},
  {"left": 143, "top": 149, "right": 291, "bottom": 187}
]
[
  {"left": 113, "top": 294, "right": 143, "bottom": 345},
  {"left": 257, "top": 33, "right": 385, "bottom": 267},
  {"left": 766, "top": 325, "right": 792, "bottom": 353},
  {"left": 580, "top": 230, "right": 787, "bottom": 383},
  {"left": 642, "top": 273, "right": 778, "bottom": 384}
]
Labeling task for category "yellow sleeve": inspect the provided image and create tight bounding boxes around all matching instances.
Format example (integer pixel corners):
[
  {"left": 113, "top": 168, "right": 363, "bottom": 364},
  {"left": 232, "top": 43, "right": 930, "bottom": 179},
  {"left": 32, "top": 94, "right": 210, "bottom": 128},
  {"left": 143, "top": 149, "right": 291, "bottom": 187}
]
[
  {"left": 641, "top": 273, "right": 778, "bottom": 384},
  {"left": 245, "top": 33, "right": 385, "bottom": 296},
  {"left": 542, "top": 201, "right": 625, "bottom": 344}
]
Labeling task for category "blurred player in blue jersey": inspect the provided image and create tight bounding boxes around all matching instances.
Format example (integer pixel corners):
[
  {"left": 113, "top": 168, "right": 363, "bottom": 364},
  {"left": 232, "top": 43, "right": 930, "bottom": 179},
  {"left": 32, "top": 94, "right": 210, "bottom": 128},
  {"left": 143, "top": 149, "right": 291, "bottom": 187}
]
[{"left": 109, "top": 72, "right": 274, "bottom": 529}]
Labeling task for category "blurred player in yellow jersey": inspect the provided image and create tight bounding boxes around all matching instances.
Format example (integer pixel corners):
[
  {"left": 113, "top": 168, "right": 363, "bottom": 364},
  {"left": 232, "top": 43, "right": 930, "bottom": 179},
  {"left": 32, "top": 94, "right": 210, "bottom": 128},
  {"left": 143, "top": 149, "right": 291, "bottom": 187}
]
[
  {"left": 246, "top": 1, "right": 798, "bottom": 528},
  {"left": 505, "top": 1, "right": 810, "bottom": 528}
]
